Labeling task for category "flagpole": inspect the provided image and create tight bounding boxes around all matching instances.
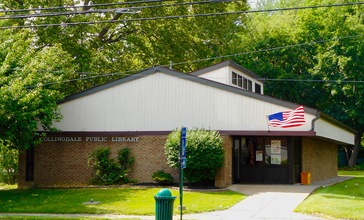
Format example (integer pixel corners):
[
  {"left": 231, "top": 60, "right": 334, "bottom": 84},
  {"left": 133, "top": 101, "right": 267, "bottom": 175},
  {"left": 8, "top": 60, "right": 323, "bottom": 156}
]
[{"left": 266, "top": 115, "right": 271, "bottom": 132}]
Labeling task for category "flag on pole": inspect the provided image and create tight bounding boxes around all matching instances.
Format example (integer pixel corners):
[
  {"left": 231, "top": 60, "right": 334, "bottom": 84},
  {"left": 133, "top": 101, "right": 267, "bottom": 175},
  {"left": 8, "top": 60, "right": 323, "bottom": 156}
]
[{"left": 268, "top": 105, "right": 306, "bottom": 128}]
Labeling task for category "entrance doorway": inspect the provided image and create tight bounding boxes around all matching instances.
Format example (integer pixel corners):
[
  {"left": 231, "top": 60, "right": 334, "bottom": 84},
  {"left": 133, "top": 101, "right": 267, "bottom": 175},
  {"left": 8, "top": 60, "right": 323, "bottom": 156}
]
[{"left": 232, "top": 136, "right": 301, "bottom": 184}]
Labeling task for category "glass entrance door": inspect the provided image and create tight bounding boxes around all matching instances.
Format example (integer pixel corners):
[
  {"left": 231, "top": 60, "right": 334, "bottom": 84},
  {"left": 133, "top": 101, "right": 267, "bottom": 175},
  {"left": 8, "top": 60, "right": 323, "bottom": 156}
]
[
  {"left": 232, "top": 137, "right": 247, "bottom": 183},
  {"left": 232, "top": 136, "right": 299, "bottom": 184}
]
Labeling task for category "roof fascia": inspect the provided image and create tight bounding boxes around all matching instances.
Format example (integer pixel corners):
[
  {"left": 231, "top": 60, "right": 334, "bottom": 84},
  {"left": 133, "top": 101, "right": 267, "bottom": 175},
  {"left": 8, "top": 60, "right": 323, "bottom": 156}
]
[
  {"left": 189, "top": 60, "right": 264, "bottom": 82},
  {"left": 60, "top": 66, "right": 181, "bottom": 104},
  {"left": 318, "top": 112, "right": 356, "bottom": 134}
]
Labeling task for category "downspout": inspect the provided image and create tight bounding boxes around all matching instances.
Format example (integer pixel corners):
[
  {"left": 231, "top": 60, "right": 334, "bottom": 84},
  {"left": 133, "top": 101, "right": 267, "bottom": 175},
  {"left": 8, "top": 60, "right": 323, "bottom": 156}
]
[{"left": 311, "top": 110, "right": 321, "bottom": 132}]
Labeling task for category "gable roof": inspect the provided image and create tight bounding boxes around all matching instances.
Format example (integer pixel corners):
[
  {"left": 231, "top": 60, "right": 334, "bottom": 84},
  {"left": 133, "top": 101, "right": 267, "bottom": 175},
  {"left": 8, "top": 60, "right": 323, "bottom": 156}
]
[
  {"left": 62, "top": 65, "right": 312, "bottom": 114},
  {"left": 60, "top": 63, "right": 355, "bottom": 135}
]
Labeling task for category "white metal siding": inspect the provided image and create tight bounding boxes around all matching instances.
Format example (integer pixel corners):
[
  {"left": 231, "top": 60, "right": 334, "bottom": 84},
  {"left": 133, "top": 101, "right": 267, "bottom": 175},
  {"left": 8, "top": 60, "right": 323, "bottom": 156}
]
[
  {"left": 194, "top": 68, "right": 229, "bottom": 85},
  {"left": 55, "top": 72, "right": 313, "bottom": 132}
]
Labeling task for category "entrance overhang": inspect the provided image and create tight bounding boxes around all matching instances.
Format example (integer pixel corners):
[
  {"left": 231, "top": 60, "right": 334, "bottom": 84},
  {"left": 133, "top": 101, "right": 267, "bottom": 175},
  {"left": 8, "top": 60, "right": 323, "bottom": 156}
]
[{"left": 219, "top": 130, "right": 316, "bottom": 137}]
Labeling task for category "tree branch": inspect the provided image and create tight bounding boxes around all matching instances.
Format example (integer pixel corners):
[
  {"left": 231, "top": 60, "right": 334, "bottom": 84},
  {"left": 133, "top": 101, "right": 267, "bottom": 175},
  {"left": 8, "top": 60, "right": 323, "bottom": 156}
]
[
  {"left": 82, "top": 0, "right": 92, "bottom": 11},
  {"left": 98, "top": 14, "right": 122, "bottom": 41}
]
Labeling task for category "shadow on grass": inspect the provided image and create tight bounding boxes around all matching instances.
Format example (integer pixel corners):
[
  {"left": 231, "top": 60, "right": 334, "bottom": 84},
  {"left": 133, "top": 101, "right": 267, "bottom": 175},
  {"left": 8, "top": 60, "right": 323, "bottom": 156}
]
[{"left": 0, "top": 187, "right": 156, "bottom": 215}]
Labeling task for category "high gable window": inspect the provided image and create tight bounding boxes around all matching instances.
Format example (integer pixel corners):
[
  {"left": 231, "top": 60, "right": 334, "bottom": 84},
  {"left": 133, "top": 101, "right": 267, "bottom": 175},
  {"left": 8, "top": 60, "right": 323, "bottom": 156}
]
[
  {"left": 255, "top": 83, "right": 261, "bottom": 94},
  {"left": 232, "top": 72, "right": 237, "bottom": 85},
  {"left": 232, "top": 71, "right": 253, "bottom": 92},
  {"left": 248, "top": 80, "right": 252, "bottom": 91}
]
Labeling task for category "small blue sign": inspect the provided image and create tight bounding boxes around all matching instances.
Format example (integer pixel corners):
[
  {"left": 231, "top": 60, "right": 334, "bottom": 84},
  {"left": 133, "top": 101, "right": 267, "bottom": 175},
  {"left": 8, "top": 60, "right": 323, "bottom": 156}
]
[
  {"left": 181, "top": 157, "right": 186, "bottom": 169},
  {"left": 181, "top": 127, "right": 187, "bottom": 139},
  {"left": 181, "top": 139, "right": 186, "bottom": 157},
  {"left": 181, "top": 127, "right": 187, "bottom": 158}
]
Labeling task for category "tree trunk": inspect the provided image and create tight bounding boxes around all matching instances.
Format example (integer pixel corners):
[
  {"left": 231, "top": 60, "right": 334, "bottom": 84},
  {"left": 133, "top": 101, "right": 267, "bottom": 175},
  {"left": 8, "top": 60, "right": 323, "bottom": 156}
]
[
  {"left": 343, "top": 146, "right": 350, "bottom": 165},
  {"left": 348, "top": 130, "right": 362, "bottom": 167}
]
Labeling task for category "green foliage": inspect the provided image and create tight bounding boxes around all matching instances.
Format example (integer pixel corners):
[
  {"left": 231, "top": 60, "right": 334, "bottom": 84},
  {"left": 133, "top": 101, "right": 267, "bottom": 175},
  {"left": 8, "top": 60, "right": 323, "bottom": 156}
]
[
  {"left": 0, "top": 28, "right": 77, "bottom": 150},
  {"left": 88, "top": 147, "right": 135, "bottom": 185},
  {"left": 152, "top": 170, "right": 174, "bottom": 185},
  {"left": 165, "top": 128, "right": 224, "bottom": 185},
  {"left": 0, "top": 141, "right": 18, "bottom": 185}
]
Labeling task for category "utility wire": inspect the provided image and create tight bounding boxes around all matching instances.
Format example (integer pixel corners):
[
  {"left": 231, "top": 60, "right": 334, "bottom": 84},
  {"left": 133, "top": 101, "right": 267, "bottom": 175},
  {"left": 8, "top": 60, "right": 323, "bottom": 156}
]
[
  {"left": 259, "top": 79, "right": 364, "bottom": 83},
  {"left": 0, "top": 0, "right": 240, "bottom": 19},
  {"left": 171, "top": 34, "right": 364, "bottom": 66},
  {"left": 21, "top": 33, "right": 364, "bottom": 88},
  {"left": 1, "top": 2, "right": 363, "bottom": 29},
  {"left": 0, "top": 0, "right": 169, "bottom": 13},
  {"left": 25, "top": 70, "right": 364, "bottom": 90},
  {"left": 10, "top": 33, "right": 364, "bottom": 78}
]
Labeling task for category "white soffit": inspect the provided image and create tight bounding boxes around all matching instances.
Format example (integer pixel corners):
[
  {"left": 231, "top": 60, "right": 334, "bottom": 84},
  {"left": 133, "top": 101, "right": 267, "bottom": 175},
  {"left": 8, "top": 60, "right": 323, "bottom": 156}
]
[{"left": 314, "top": 117, "right": 355, "bottom": 145}]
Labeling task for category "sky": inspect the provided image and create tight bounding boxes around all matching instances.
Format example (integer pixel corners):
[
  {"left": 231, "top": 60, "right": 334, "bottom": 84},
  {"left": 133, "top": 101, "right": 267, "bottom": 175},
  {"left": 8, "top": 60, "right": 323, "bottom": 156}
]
[{"left": 248, "top": 0, "right": 258, "bottom": 9}]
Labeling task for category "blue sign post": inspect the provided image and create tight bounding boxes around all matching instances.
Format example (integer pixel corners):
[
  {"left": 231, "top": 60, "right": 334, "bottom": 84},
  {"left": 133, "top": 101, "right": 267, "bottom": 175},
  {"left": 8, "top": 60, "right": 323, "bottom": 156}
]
[{"left": 179, "top": 127, "right": 187, "bottom": 220}]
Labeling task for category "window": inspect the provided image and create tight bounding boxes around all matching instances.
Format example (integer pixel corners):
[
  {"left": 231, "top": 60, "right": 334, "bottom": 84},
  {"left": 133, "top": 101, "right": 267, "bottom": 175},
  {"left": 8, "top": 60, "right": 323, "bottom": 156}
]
[
  {"left": 231, "top": 71, "right": 257, "bottom": 92},
  {"left": 243, "top": 78, "right": 247, "bottom": 89},
  {"left": 232, "top": 72, "right": 237, "bottom": 85},
  {"left": 265, "top": 139, "right": 288, "bottom": 166},
  {"left": 26, "top": 147, "right": 35, "bottom": 181},
  {"left": 255, "top": 83, "right": 262, "bottom": 94},
  {"left": 238, "top": 75, "right": 243, "bottom": 87},
  {"left": 248, "top": 80, "right": 252, "bottom": 91}
]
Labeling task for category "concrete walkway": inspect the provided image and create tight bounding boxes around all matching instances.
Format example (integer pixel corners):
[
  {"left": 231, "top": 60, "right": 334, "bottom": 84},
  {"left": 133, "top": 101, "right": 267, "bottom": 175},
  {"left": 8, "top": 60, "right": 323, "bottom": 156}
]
[
  {"left": 0, "top": 176, "right": 352, "bottom": 220},
  {"left": 185, "top": 176, "right": 352, "bottom": 220}
]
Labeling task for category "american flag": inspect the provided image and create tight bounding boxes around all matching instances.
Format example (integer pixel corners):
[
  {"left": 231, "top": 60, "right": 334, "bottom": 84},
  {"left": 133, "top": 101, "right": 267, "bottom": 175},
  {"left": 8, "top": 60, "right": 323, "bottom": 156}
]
[{"left": 268, "top": 105, "right": 306, "bottom": 128}]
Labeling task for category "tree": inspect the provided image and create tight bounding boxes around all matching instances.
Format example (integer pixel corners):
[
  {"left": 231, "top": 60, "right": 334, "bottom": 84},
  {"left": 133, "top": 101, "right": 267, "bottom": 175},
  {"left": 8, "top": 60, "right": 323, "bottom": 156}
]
[
  {"left": 0, "top": 27, "right": 77, "bottom": 149},
  {"left": 0, "top": 0, "right": 250, "bottom": 153},
  {"left": 0, "top": 141, "right": 18, "bottom": 184},
  {"left": 1, "top": 0, "right": 249, "bottom": 86},
  {"left": 236, "top": 0, "right": 364, "bottom": 166},
  {"left": 165, "top": 128, "right": 224, "bottom": 185}
]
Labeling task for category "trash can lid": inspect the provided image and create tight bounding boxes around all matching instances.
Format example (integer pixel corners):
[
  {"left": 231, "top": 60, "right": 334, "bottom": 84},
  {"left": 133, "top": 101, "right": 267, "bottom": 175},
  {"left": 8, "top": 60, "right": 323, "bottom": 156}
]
[{"left": 156, "top": 188, "right": 172, "bottom": 197}]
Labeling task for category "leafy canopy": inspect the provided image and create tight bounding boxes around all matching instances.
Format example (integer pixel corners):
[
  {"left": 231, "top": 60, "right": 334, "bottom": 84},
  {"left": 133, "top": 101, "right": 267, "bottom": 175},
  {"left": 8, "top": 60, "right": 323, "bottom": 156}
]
[{"left": 0, "top": 28, "right": 77, "bottom": 149}]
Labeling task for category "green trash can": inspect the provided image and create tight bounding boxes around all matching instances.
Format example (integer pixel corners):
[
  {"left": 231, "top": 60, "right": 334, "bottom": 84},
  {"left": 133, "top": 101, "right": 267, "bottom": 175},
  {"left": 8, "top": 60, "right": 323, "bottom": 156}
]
[{"left": 154, "top": 188, "right": 176, "bottom": 220}]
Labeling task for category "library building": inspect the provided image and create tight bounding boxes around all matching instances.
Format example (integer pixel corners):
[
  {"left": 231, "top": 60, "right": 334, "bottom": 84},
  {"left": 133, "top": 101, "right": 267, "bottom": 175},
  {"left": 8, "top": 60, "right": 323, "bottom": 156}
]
[{"left": 18, "top": 60, "right": 355, "bottom": 188}]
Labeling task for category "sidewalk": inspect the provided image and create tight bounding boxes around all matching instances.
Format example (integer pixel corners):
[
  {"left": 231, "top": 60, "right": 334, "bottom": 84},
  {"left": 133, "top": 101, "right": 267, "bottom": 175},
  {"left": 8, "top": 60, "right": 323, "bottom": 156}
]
[
  {"left": 0, "top": 176, "right": 352, "bottom": 220},
  {"left": 184, "top": 176, "right": 352, "bottom": 220}
]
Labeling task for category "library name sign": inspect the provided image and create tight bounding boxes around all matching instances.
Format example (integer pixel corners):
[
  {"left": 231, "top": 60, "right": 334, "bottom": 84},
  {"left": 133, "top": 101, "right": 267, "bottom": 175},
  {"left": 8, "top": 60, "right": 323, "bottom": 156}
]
[{"left": 41, "top": 136, "right": 140, "bottom": 143}]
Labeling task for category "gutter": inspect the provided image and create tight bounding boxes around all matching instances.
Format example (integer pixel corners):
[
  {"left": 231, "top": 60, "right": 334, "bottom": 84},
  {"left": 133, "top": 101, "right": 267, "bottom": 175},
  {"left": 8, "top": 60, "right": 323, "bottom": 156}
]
[{"left": 310, "top": 109, "right": 356, "bottom": 135}]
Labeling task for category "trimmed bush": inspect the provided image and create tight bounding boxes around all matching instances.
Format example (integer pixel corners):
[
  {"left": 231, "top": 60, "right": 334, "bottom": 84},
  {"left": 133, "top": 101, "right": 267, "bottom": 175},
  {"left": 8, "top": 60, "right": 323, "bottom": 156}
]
[
  {"left": 152, "top": 170, "right": 174, "bottom": 185},
  {"left": 165, "top": 128, "right": 224, "bottom": 185},
  {"left": 88, "top": 147, "right": 135, "bottom": 185}
]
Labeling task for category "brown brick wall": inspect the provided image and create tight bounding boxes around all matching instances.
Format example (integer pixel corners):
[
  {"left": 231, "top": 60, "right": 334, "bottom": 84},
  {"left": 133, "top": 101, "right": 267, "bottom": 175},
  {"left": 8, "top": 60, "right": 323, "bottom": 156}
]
[
  {"left": 302, "top": 138, "right": 338, "bottom": 182},
  {"left": 18, "top": 135, "right": 178, "bottom": 187},
  {"left": 215, "top": 135, "right": 232, "bottom": 188},
  {"left": 18, "top": 133, "right": 235, "bottom": 188}
]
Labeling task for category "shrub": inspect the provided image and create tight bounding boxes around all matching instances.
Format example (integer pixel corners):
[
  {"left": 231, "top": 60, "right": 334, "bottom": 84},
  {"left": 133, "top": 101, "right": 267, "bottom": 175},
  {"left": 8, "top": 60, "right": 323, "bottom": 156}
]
[
  {"left": 0, "top": 141, "right": 18, "bottom": 185},
  {"left": 118, "top": 148, "right": 135, "bottom": 183},
  {"left": 152, "top": 170, "right": 174, "bottom": 185},
  {"left": 165, "top": 128, "right": 224, "bottom": 185},
  {"left": 88, "top": 147, "right": 135, "bottom": 185}
]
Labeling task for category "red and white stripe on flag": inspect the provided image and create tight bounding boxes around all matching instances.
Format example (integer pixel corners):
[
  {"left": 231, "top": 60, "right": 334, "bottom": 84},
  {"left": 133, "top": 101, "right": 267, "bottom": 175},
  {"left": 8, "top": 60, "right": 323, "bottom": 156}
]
[{"left": 268, "top": 105, "right": 306, "bottom": 128}]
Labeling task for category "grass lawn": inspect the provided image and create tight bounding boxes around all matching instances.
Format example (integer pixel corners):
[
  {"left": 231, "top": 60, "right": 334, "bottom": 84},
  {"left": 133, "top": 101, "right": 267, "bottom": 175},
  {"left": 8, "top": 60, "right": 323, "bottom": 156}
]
[
  {"left": 295, "top": 170, "right": 364, "bottom": 219},
  {"left": 0, "top": 186, "right": 245, "bottom": 216}
]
